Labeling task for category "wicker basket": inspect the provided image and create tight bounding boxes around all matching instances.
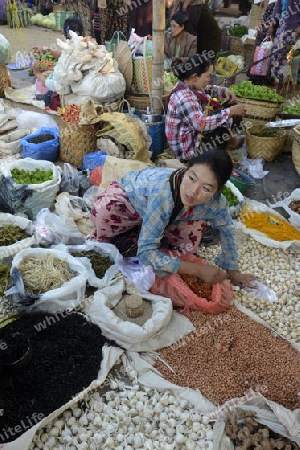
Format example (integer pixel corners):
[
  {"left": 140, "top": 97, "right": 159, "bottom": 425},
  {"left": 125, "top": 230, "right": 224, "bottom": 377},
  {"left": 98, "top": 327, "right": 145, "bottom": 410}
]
[
  {"left": 59, "top": 120, "right": 98, "bottom": 167},
  {"left": 125, "top": 93, "right": 168, "bottom": 113},
  {"left": 230, "top": 37, "right": 246, "bottom": 57},
  {"left": 237, "top": 95, "right": 281, "bottom": 121},
  {"left": 246, "top": 125, "right": 287, "bottom": 162},
  {"left": 0, "top": 64, "right": 9, "bottom": 98},
  {"left": 292, "top": 125, "right": 300, "bottom": 174}
]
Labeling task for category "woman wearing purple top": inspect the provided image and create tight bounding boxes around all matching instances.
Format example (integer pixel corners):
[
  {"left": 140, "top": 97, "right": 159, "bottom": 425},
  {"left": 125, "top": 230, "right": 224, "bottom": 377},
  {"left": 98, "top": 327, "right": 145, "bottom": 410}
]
[{"left": 267, "top": 0, "right": 300, "bottom": 91}]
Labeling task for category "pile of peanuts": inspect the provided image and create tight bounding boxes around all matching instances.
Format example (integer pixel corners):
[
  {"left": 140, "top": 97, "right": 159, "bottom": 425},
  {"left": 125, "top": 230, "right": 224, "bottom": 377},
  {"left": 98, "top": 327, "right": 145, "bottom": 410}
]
[
  {"left": 155, "top": 305, "right": 300, "bottom": 409},
  {"left": 198, "top": 234, "right": 300, "bottom": 343},
  {"left": 180, "top": 275, "right": 213, "bottom": 301}
]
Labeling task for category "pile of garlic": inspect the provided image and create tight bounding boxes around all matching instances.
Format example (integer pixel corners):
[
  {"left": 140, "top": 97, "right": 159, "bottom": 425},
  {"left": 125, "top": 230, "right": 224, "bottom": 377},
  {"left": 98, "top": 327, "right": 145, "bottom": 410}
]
[
  {"left": 29, "top": 377, "right": 213, "bottom": 450},
  {"left": 198, "top": 235, "right": 300, "bottom": 342}
]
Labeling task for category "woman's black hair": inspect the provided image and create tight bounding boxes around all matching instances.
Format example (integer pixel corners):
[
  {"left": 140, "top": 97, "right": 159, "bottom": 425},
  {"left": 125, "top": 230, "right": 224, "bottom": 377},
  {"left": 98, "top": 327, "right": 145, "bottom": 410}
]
[
  {"left": 170, "top": 11, "right": 189, "bottom": 27},
  {"left": 172, "top": 52, "right": 214, "bottom": 81},
  {"left": 187, "top": 147, "right": 233, "bottom": 190},
  {"left": 63, "top": 17, "right": 84, "bottom": 38}
]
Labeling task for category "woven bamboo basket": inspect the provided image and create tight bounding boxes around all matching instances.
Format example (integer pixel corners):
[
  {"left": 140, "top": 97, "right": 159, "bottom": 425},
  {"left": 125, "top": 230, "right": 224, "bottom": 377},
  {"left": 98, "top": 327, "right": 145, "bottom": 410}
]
[
  {"left": 292, "top": 125, "right": 300, "bottom": 175},
  {"left": 246, "top": 125, "right": 287, "bottom": 162},
  {"left": 0, "top": 64, "right": 9, "bottom": 98},
  {"left": 236, "top": 95, "right": 282, "bottom": 121},
  {"left": 230, "top": 37, "right": 246, "bottom": 57},
  {"left": 60, "top": 97, "right": 122, "bottom": 114},
  {"left": 125, "top": 93, "right": 168, "bottom": 113},
  {"left": 59, "top": 119, "right": 98, "bottom": 167},
  {"left": 274, "top": 116, "right": 295, "bottom": 152}
]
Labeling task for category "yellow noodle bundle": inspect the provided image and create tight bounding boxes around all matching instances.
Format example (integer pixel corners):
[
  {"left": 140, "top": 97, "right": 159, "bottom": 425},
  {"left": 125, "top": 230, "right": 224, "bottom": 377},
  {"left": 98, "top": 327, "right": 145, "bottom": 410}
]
[
  {"left": 240, "top": 212, "right": 300, "bottom": 241},
  {"left": 19, "top": 254, "right": 74, "bottom": 295}
]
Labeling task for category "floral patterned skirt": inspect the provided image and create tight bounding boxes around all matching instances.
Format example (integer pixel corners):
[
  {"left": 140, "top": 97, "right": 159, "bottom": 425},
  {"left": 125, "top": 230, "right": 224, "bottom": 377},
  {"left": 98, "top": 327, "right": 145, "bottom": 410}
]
[
  {"left": 271, "top": 23, "right": 297, "bottom": 84},
  {"left": 90, "top": 181, "right": 207, "bottom": 256}
]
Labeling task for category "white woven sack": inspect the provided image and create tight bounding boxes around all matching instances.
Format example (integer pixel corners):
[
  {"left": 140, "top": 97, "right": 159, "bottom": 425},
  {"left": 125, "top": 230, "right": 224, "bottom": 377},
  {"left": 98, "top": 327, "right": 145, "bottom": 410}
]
[{"left": 269, "top": 188, "right": 300, "bottom": 230}]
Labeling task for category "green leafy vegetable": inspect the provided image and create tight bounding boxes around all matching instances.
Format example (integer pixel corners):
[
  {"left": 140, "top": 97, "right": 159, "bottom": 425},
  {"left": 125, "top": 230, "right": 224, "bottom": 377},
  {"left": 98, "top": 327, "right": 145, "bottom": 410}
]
[
  {"left": 229, "top": 25, "right": 249, "bottom": 37},
  {"left": 164, "top": 71, "right": 178, "bottom": 94},
  {"left": 11, "top": 168, "right": 53, "bottom": 185},
  {"left": 281, "top": 102, "right": 300, "bottom": 115},
  {"left": 221, "top": 186, "right": 239, "bottom": 206},
  {"left": 229, "top": 81, "right": 284, "bottom": 103}
]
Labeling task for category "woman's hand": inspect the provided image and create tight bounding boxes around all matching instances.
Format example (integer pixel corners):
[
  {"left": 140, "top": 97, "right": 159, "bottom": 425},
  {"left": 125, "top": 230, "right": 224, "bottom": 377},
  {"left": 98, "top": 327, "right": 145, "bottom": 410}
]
[
  {"left": 178, "top": 260, "right": 228, "bottom": 284},
  {"left": 223, "top": 88, "right": 237, "bottom": 104},
  {"left": 229, "top": 104, "right": 246, "bottom": 117},
  {"left": 227, "top": 270, "right": 255, "bottom": 287}
]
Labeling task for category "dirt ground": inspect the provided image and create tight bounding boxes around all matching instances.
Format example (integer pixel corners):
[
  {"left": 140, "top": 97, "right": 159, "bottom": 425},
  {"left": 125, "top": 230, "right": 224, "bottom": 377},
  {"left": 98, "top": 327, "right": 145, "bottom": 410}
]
[{"left": 0, "top": 24, "right": 61, "bottom": 59}]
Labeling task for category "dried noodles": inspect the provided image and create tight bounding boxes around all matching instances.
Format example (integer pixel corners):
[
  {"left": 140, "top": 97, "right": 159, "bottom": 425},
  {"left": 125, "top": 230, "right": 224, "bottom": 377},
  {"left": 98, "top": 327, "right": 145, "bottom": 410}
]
[{"left": 18, "top": 254, "right": 74, "bottom": 295}]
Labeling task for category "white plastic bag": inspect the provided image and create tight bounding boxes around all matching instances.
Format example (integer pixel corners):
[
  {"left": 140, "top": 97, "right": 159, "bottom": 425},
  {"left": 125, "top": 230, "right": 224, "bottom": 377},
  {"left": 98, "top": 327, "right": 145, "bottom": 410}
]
[
  {"left": 118, "top": 257, "right": 156, "bottom": 293},
  {"left": 244, "top": 281, "right": 278, "bottom": 303},
  {"left": 240, "top": 156, "right": 269, "bottom": 179},
  {"left": 0, "top": 213, "right": 35, "bottom": 260},
  {"left": 224, "top": 180, "right": 244, "bottom": 219},
  {"left": 34, "top": 208, "right": 84, "bottom": 246},
  {"left": 16, "top": 110, "right": 58, "bottom": 130},
  {"left": 0, "top": 158, "right": 61, "bottom": 220},
  {"left": 6, "top": 247, "right": 89, "bottom": 313},
  {"left": 269, "top": 188, "right": 300, "bottom": 229}
]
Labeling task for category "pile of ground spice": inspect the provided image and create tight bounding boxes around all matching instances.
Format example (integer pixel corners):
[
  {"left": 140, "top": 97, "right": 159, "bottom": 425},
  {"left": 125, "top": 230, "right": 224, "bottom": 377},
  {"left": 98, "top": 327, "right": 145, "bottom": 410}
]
[
  {"left": 0, "top": 312, "right": 116, "bottom": 443},
  {"left": 155, "top": 306, "right": 300, "bottom": 409}
]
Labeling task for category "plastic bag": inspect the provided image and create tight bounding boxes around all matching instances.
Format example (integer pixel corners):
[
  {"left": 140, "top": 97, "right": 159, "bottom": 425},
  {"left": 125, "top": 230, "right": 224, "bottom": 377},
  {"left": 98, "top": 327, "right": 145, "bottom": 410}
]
[
  {"left": 240, "top": 156, "right": 269, "bottom": 179},
  {"left": 16, "top": 110, "right": 58, "bottom": 130},
  {"left": 0, "top": 213, "right": 35, "bottom": 260},
  {"left": 118, "top": 257, "right": 156, "bottom": 293},
  {"left": 6, "top": 247, "right": 88, "bottom": 313},
  {"left": 0, "top": 158, "right": 61, "bottom": 220},
  {"left": 216, "top": 57, "right": 238, "bottom": 76},
  {"left": 20, "top": 126, "right": 59, "bottom": 162},
  {"left": 0, "top": 33, "right": 11, "bottom": 65},
  {"left": 150, "top": 252, "right": 234, "bottom": 314},
  {"left": 35, "top": 208, "right": 84, "bottom": 246},
  {"left": 269, "top": 188, "right": 300, "bottom": 230},
  {"left": 59, "top": 163, "right": 80, "bottom": 196},
  {"left": 244, "top": 281, "right": 278, "bottom": 303},
  {"left": 250, "top": 38, "right": 273, "bottom": 76}
]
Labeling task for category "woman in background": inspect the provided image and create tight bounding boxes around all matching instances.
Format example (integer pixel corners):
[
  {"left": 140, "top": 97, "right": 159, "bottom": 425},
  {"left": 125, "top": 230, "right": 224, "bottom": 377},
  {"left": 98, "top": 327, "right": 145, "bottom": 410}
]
[
  {"left": 267, "top": 0, "right": 300, "bottom": 92},
  {"left": 164, "top": 11, "right": 197, "bottom": 63}
]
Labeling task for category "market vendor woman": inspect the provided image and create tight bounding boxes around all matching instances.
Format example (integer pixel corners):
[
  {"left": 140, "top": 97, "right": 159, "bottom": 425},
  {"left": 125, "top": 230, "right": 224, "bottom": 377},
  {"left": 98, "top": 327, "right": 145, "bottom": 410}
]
[
  {"left": 166, "top": 52, "right": 246, "bottom": 162},
  {"left": 90, "top": 149, "right": 254, "bottom": 287}
]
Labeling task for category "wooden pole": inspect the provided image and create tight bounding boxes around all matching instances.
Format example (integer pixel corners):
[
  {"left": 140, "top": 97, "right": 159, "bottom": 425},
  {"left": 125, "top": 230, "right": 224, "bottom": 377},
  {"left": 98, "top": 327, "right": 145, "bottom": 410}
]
[{"left": 152, "top": 0, "right": 165, "bottom": 113}]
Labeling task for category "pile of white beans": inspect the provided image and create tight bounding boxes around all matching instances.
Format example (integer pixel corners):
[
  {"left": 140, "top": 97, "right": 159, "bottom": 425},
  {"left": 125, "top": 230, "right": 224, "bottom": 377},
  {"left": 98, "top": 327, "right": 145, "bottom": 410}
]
[
  {"left": 29, "top": 377, "right": 214, "bottom": 450},
  {"left": 198, "top": 235, "right": 300, "bottom": 342}
]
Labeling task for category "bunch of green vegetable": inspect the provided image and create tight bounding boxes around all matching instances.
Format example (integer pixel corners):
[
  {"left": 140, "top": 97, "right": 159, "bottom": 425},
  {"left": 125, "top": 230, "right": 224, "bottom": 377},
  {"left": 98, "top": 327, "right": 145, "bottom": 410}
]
[
  {"left": 164, "top": 71, "right": 178, "bottom": 94},
  {"left": 221, "top": 186, "right": 239, "bottom": 206},
  {"left": 11, "top": 168, "right": 53, "bottom": 185},
  {"left": 281, "top": 102, "right": 300, "bottom": 115},
  {"left": 0, "top": 225, "right": 29, "bottom": 247},
  {"left": 250, "top": 128, "right": 281, "bottom": 138},
  {"left": 71, "top": 250, "right": 113, "bottom": 279},
  {"left": 229, "top": 25, "right": 248, "bottom": 38},
  {"left": 229, "top": 81, "right": 284, "bottom": 103}
]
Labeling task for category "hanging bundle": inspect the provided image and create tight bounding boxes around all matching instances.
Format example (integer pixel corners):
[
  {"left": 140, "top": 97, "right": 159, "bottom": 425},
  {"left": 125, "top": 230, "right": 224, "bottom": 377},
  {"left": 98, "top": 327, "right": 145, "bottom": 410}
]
[{"left": 6, "top": 0, "right": 26, "bottom": 28}]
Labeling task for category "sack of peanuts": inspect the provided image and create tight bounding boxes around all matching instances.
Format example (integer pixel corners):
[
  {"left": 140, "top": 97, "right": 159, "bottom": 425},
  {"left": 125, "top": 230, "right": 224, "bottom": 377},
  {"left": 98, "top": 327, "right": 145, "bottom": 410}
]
[{"left": 150, "top": 252, "right": 233, "bottom": 314}]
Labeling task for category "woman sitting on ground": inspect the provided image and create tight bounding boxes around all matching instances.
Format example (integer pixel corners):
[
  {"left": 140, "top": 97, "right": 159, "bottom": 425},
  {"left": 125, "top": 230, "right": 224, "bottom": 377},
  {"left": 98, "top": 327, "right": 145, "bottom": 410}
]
[
  {"left": 165, "top": 52, "right": 246, "bottom": 162},
  {"left": 90, "top": 148, "right": 254, "bottom": 287},
  {"left": 164, "top": 12, "right": 197, "bottom": 64}
]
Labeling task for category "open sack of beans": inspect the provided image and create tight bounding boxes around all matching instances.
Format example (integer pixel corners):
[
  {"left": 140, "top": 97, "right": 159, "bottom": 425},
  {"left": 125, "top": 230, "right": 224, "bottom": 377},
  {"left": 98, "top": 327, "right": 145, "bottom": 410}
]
[
  {"left": 6, "top": 247, "right": 89, "bottom": 313},
  {"left": 150, "top": 252, "right": 233, "bottom": 314}
]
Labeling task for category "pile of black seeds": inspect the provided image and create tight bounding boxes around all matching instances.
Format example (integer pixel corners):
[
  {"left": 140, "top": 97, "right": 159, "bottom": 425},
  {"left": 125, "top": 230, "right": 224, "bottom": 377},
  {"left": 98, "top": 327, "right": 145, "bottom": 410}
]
[
  {"left": 27, "top": 134, "right": 54, "bottom": 144},
  {"left": 0, "top": 312, "right": 115, "bottom": 443},
  {"left": 71, "top": 250, "right": 113, "bottom": 279}
]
